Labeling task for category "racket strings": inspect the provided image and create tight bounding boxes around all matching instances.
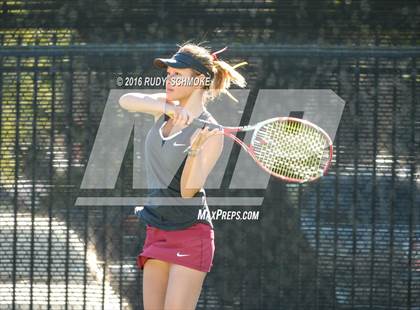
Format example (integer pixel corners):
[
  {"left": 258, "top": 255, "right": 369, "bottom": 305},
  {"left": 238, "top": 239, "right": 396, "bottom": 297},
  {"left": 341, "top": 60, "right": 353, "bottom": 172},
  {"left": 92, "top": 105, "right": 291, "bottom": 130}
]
[{"left": 253, "top": 120, "right": 329, "bottom": 180}]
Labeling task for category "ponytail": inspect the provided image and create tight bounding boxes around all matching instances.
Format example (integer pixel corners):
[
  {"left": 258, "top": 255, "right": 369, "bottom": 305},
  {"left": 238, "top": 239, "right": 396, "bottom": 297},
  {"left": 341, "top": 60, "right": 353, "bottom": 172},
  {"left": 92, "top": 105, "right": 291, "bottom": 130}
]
[{"left": 210, "top": 60, "right": 247, "bottom": 102}]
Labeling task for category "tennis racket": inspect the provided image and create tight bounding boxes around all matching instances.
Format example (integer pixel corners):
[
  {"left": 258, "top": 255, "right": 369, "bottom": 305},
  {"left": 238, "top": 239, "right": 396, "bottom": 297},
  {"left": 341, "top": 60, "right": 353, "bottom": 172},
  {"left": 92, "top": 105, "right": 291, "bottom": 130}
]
[{"left": 167, "top": 112, "right": 333, "bottom": 183}]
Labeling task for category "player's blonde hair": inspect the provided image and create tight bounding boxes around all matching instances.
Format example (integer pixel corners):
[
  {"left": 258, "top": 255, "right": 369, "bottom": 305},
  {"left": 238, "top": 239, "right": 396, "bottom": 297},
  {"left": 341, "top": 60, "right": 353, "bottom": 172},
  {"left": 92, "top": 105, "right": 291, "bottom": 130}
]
[{"left": 177, "top": 41, "right": 247, "bottom": 103}]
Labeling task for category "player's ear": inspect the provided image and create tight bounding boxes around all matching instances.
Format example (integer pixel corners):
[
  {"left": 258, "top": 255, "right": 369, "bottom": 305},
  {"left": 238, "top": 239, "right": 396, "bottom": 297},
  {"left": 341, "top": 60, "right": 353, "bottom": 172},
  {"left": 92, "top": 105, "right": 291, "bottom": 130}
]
[{"left": 195, "top": 73, "right": 208, "bottom": 89}]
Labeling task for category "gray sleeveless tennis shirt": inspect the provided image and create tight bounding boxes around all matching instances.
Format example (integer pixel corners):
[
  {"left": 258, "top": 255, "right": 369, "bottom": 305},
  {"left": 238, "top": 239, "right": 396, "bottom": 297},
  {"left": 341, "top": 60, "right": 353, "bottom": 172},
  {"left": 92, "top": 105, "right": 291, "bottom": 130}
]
[{"left": 137, "top": 109, "right": 214, "bottom": 230}]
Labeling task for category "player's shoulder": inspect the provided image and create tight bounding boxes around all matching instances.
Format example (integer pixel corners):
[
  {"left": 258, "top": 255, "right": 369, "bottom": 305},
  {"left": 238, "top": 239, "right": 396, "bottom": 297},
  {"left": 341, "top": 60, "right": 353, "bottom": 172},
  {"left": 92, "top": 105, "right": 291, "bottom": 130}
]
[
  {"left": 208, "top": 116, "right": 219, "bottom": 125},
  {"left": 204, "top": 112, "right": 224, "bottom": 147},
  {"left": 204, "top": 110, "right": 219, "bottom": 125}
]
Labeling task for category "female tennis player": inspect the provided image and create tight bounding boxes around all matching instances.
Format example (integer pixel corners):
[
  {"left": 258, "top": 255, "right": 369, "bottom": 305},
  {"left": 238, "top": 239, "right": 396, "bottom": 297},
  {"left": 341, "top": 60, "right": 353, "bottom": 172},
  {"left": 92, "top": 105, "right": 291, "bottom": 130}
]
[{"left": 119, "top": 42, "right": 246, "bottom": 309}]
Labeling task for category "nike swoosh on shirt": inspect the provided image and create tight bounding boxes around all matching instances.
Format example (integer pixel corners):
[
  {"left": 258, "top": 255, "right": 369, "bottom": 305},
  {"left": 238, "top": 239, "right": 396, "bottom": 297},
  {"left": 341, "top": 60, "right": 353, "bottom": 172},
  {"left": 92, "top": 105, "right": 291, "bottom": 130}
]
[{"left": 176, "top": 252, "right": 190, "bottom": 257}]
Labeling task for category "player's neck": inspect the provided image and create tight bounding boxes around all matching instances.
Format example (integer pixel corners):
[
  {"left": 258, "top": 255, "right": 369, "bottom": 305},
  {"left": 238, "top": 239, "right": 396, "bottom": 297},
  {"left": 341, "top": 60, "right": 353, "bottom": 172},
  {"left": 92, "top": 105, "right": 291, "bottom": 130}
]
[{"left": 179, "top": 90, "right": 206, "bottom": 119}]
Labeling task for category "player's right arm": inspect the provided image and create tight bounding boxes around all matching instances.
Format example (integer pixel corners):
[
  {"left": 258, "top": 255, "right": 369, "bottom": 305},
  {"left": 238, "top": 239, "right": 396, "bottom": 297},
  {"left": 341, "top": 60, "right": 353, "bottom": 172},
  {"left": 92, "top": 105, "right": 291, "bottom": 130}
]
[
  {"left": 119, "top": 92, "right": 191, "bottom": 124},
  {"left": 119, "top": 92, "right": 167, "bottom": 121}
]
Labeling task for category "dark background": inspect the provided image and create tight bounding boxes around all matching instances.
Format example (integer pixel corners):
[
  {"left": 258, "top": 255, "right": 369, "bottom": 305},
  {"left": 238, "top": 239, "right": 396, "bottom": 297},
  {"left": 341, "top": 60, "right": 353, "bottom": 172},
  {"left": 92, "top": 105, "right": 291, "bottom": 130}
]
[{"left": 0, "top": 0, "right": 419, "bottom": 309}]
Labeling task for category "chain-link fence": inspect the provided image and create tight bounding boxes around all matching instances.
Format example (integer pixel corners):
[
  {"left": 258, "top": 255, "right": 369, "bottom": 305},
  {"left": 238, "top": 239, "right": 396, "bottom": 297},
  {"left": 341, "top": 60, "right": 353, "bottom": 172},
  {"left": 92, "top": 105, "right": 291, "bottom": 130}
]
[{"left": 1, "top": 1, "right": 420, "bottom": 309}]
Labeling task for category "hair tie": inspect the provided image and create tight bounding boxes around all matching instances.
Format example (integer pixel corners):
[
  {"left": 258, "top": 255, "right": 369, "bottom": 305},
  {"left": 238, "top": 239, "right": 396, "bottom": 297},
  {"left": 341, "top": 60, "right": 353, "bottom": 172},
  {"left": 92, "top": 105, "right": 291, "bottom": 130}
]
[{"left": 211, "top": 46, "right": 228, "bottom": 61}]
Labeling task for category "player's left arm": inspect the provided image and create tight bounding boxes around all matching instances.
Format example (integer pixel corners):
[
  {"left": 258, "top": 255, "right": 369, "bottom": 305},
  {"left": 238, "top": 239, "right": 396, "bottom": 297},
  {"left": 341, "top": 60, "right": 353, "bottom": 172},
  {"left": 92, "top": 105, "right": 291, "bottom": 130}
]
[{"left": 181, "top": 128, "right": 224, "bottom": 198}]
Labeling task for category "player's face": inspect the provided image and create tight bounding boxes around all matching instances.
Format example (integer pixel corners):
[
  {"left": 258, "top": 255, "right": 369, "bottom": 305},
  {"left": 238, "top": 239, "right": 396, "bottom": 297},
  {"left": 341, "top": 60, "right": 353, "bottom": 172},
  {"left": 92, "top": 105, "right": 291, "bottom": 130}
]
[{"left": 165, "top": 67, "right": 202, "bottom": 102}]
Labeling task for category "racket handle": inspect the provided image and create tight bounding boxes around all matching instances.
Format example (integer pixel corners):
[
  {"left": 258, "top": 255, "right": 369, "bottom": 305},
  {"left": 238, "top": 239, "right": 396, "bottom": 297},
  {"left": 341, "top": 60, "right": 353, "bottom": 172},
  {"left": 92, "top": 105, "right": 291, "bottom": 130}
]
[{"left": 166, "top": 110, "right": 222, "bottom": 130}]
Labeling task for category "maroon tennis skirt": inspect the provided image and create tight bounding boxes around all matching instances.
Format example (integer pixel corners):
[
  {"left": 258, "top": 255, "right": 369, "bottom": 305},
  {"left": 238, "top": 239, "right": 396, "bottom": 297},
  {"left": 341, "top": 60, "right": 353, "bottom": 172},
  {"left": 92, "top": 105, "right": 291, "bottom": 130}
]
[{"left": 137, "top": 222, "right": 215, "bottom": 273}]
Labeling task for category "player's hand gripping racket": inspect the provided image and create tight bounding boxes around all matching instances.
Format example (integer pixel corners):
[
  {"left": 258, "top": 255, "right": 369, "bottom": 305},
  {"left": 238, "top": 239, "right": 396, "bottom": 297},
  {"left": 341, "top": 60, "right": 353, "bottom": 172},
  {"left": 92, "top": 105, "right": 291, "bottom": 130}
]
[{"left": 167, "top": 111, "right": 333, "bottom": 183}]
